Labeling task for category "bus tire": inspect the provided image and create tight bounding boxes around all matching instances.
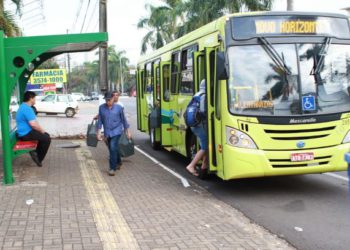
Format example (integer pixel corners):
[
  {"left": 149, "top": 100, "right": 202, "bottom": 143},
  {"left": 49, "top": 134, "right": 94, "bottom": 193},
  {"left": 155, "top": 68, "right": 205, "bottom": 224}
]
[
  {"left": 65, "top": 108, "right": 75, "bottom": 118},
  {"left": 186, "top": 131, "right": 197, "bottom": 161},
  {"left": 148, "top": 119, "right": 161, "bottom": 150},
  {"left": 196, "top": 166, "right": 209, "bottom": 180}
]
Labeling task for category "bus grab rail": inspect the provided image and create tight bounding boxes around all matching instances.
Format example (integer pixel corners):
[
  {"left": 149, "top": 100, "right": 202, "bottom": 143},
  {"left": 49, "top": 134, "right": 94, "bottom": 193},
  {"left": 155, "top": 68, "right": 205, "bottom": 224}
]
[{"left": 344, "top": 153, "right": 350, "bottom": 201}]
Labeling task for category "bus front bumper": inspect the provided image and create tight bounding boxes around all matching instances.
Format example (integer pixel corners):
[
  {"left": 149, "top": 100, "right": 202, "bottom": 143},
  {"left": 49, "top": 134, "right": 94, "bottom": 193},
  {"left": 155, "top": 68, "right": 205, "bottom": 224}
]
[{"left": 222, "top": 144, "right": 349, "bottom": 180}]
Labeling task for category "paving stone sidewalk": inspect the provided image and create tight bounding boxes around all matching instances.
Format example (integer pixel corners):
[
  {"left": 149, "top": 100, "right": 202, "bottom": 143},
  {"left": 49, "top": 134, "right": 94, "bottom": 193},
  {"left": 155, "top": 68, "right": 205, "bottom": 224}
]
[{"left": 0, "top": 140, "right": 295, "bottom": 250}]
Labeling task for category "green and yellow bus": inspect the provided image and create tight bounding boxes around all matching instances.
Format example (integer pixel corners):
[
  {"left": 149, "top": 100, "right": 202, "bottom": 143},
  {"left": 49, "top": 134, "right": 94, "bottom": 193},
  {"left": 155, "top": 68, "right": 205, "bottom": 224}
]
[{"left": 136, "top": 11, "right": 350, "bottom": 180}]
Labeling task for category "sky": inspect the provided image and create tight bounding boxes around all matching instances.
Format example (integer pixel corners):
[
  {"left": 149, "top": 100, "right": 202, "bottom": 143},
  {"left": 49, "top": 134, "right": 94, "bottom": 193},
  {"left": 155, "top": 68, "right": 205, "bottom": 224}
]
[{"left": 6, "top": 0, "right": 350, "bottom": 66}]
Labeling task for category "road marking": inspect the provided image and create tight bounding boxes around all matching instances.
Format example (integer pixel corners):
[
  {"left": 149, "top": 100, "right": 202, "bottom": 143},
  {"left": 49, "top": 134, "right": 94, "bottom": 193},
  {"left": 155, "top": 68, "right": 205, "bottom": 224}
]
[
  {"left": 135, "top": 146, "right": 191, "bottom": 188},
  {"left": 323, "top": 172, "right": 349, "bottom": 182},
  {"left": 75, "top": 144, "right": 139, "bottom": 250}
]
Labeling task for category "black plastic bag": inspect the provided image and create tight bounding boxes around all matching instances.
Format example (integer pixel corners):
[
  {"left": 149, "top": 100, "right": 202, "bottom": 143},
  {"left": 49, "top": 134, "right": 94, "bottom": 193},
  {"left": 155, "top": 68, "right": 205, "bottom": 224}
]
[
  {"left": 86, "top": 120, "right": 98, "bottom": 147},
  {"left": 118, "top": 133, "right": 134, "bottom": 157}
]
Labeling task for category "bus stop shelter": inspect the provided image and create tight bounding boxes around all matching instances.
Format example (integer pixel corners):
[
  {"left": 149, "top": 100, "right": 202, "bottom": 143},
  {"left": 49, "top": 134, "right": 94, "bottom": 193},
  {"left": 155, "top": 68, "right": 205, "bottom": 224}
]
[{"left": 0, "top": 31, "right": 108, "bottom": 185}]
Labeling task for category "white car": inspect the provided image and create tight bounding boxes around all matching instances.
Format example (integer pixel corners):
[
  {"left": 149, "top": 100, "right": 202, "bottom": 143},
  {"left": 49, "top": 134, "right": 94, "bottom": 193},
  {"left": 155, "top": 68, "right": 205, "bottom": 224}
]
[
  {"left": 34, "top": 94, "right": 78, "bottom": 118},
  {"left": 71, "top": 92, "right": 86, "bottom": 102}
]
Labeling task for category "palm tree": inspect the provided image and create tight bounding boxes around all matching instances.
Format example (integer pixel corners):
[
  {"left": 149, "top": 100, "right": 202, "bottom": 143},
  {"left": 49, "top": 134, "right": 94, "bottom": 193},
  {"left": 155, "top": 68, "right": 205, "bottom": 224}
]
[
  {"left": 137, "top": 4, "right": 175, "bottom": 54},
  {"left": 183, "top": 0, "right": 273, "bottom": 33},
  {"left": 263, "top": 63, "right": 289, "bottom": 100},
  {"left": 228, "top": 0, "right": 272, "bottom": 12},
  {"left": 84, "top": 61, "right": 99, "bottom": 92},
  {"left": 0, "top": 0, "right": 22, "bottom": 36},
  {"left": 177, "top": 0, "right": 225, "bottom": 36},
  {"left": 107, "top": 45, "right": 129, "bottom": 91},
  {"left": 138, "top": 0, "right": 274, "bottom": 53}
]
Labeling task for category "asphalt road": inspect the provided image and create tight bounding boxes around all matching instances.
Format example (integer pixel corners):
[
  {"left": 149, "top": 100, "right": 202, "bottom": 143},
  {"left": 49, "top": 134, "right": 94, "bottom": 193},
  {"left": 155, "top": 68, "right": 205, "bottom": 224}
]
[
  {"left": 36, "top": 97, "right": 349, "bottom": 250},
  {"left": 122, "top": 97, "right": 350, "bottom": 250}
]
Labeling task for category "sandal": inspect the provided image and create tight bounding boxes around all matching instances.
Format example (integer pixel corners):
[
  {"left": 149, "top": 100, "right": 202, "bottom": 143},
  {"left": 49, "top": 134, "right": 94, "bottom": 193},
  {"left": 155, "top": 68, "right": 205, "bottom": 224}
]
[{"left": 186, "top": 166, "right": 198, "bottom": 176}]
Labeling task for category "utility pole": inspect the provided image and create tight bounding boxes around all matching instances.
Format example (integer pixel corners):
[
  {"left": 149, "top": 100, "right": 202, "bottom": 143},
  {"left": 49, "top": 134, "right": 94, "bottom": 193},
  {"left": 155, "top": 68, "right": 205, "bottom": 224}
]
[
  {"left": 66, "top": 29, "right": 71, "bottom": 94},
  {"left": 99, "top": 0, "right": 108, "bottom": 92},
  {"left": 287, "top": 0, "right": 294, "bottom": 11},
  {"left": 120, "top": 57, "right": 124, "bottom": 94}
]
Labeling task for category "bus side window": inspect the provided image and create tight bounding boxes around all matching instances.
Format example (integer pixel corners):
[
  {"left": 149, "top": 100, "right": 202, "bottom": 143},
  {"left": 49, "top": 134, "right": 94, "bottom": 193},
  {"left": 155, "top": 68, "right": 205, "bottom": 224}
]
[
  {"left": 145, "top": 63, "right": 153, "bottom": 94},
  {"left": 171, "top": 53, "right": 180, "bottom": 94},
  {"left": 140, "top": 71, "right": 144, "bottom": 98},
  {"left": 215, "top": 63, "right": 221, "bottom": 120},
  {"left": 209, "top": 51, "right": 215, "bottom": 107},
  {"left": 156, "top": 65, "right": 161, "bottom": 101},
  {"left": 197, "top": 55, "right": 205, "bottom": 91},
  {"left": 180, "top": 46, "right": 196, "bottom": 95},
  {"left": 163, "top": 65, "right": 170, "bottom": 102}
]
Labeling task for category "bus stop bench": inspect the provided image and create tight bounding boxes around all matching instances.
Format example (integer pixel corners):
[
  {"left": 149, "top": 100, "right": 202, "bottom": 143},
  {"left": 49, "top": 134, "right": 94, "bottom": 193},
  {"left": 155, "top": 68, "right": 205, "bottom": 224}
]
[
  {"left": 12, "top": 140, "right": 38, "bottom": 159},
  {"left": 13, "top": 140, "right": 38, "bottom": 151},
  {"left": 10, "top": 130, "right": 38, "bottom": 159}
]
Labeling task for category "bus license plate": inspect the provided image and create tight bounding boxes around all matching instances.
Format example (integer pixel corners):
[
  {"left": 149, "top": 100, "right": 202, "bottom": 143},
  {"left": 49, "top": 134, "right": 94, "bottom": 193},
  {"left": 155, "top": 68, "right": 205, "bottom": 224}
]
[{"left": 291, "top": 153, "right": 314, "bottom": 162}]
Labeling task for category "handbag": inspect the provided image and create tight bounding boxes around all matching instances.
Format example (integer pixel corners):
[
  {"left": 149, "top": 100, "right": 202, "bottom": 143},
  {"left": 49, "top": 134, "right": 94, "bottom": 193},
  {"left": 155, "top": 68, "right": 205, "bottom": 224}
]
[
  {"left": 118, "top": 108, "right": 134, "bottom": 157},
  {"left": 86, "top": 120, "right": 98, "bottom": 147}
]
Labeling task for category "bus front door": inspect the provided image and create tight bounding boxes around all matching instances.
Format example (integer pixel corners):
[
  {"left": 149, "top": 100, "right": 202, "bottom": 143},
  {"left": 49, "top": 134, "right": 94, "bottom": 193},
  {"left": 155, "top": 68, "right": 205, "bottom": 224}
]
[
  {"left": 160, "top": 62, "right": 172, "bottom": 146},
  {"left": 138, "top": 70, "right": 147, "bottom": 132},
  {"left": 205, "top": 47, "right": 222, "bottom": 174},
  {"left": 136, "top": 70, "right": 142, "bottom": 130}
]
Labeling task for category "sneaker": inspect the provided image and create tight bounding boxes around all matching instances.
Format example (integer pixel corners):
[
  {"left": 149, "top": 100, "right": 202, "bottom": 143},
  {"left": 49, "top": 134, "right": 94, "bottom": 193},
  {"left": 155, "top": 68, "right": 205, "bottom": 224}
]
[
  {"left": 29, "top": 151, "right": 42, "bottom": 167},
  {"left": 108, "top": 169, "right": 115, "bottom": 176}
]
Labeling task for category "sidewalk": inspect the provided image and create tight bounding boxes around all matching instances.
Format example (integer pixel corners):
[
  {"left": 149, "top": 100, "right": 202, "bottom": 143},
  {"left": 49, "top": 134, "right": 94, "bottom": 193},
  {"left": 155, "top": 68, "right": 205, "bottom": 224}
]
[{"left": 0, "top": 140, "right": 295, "bottom": 250}]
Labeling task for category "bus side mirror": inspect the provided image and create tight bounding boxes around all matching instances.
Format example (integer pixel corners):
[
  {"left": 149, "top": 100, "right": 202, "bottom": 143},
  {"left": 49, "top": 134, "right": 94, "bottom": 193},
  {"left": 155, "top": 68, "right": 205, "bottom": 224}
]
[{"left": 216, "top": 51, "right": 228, "bottom": 81}]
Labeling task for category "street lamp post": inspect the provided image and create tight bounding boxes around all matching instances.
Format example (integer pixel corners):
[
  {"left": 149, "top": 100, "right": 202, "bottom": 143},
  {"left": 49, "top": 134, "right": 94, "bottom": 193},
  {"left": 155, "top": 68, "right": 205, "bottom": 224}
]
[{"left": 120, "top": 57, "right": 124, "bottom": 94}]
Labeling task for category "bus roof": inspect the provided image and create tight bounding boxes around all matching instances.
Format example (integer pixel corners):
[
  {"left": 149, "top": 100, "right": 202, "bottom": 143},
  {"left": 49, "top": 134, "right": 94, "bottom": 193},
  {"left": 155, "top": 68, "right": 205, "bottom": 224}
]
[{"left": 137, "top": 11, "right": 349, "bottom": 65}]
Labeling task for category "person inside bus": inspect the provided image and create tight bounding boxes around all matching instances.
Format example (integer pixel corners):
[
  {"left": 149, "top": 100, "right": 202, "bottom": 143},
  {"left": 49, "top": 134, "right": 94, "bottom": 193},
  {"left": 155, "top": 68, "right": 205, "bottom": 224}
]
[
  {"left": 186, "top": 80, "right": 208, "bottom": 176},
  {"left": 16, "top": 91, "right": 51, "bottom": 167},
  {"left": 96, "top": 91, "right": 131, "bottom": 176}
]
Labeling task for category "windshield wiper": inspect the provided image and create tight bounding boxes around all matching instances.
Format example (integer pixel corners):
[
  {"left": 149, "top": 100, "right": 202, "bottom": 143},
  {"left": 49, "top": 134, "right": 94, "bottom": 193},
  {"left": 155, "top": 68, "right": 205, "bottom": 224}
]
[
  {"left": 311, "top": 36, "right": 332, "bottom": 75},
  {"left": 258, "top": 37, "right": 291, "bottom": 75}
]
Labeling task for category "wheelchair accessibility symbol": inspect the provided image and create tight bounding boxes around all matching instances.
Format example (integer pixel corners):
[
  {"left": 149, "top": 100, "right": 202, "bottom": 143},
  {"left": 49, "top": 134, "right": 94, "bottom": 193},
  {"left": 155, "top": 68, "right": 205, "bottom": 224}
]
[{"left": 302, "top": 96, "right": 316, "bottom": 111}]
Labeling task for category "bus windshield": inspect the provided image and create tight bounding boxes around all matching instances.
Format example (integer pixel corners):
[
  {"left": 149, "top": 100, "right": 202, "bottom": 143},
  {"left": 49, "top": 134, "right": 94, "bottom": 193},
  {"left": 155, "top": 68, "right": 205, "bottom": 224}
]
[{"left": 228, "top": 43, "right": 350, "bottom": 116}]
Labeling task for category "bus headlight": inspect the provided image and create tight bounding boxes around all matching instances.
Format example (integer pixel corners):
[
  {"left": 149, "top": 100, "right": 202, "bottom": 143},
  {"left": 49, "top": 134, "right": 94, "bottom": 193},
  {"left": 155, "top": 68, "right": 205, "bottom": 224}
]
[
  {"left": 342, "top": 130, "right": 350, "bottom": 143},
  {"left": 226, "top": 127, "right": 257, "bottom": 149}
]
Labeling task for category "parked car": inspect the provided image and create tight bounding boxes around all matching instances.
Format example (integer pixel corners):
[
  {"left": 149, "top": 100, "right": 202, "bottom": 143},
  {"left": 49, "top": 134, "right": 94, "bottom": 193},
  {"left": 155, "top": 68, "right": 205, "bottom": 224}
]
[
  {"left": 90, "top": 91, "right": 99, "bottom": 100},
  {"left": 34, "top": 94, "right": 78, "bottom": 118},
  {"left": 84, "top": 95, "right": 92, "bottom": 101},
  {"left": 71, "top": 92, "right": 86, "bottom": 102},
  {"left": 10, "top": 96, "right": 19, "bottom": 119}
]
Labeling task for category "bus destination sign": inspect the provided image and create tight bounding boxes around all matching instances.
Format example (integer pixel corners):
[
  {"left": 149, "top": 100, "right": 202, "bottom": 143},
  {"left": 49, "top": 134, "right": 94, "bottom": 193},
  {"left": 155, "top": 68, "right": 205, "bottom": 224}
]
[
  {"left": 232, "top": 16, "right": 350, "bottom": 40},
  {"left": 255, "top": 19, "right": 329, "bottom": 35}
]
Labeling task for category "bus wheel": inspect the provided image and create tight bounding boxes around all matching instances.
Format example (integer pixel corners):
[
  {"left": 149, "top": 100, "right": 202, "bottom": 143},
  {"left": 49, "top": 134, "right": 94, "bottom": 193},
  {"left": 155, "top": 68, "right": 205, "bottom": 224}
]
[
  {"left": 149, "top": 121, "right": 161, "bottom": 150},
  {"left": 186, "top": 132, "right": 197, "bottom": 161},
  {"left": 196, "top": 166, "right": 209, "bottom": 180}
]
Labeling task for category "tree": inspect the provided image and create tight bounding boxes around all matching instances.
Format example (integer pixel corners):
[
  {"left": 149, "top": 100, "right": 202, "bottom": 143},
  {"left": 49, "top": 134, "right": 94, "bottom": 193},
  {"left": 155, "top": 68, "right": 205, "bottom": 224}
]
[
  {"left": 38, "top": 58, "right": 59, "bottom": 69},
  {"left": 107, "top": 45, "right": 129, "bottom": 91},
  {"left": 0, "top": 0, "right": 22, "bottom": 36},
  {"left": 182, "top": 0, "right": 273, "bottom": 34},
  {"left": 138, "top": 0, "right": 274, "bottom": 53},
  {"left": 68, "top": 45, "right": 131, "bottom": 93},
  {"left": 137, "top": 4, "right": 175, "bottom": 54},
  {"left": 68, "top": 61, "right": 100, "bottom": 94}
]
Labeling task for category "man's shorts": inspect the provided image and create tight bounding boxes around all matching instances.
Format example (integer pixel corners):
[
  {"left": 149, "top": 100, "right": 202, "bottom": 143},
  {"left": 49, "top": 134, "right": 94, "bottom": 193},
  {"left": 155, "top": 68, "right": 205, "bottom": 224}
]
[{"left": 191, "top": 123, "right": 208, "bottom": 151}]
